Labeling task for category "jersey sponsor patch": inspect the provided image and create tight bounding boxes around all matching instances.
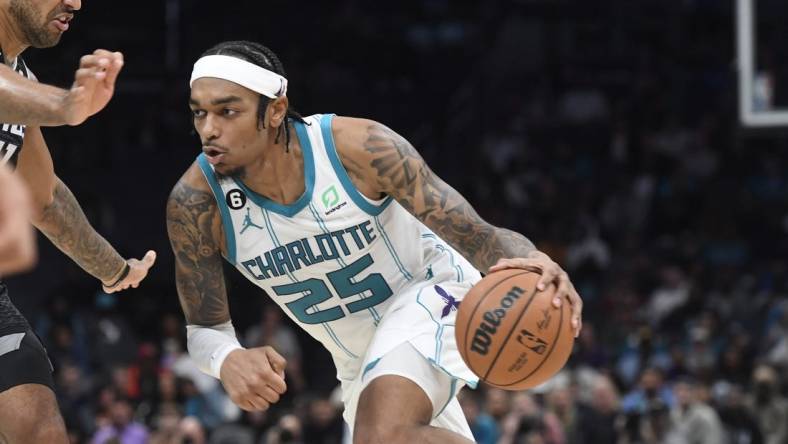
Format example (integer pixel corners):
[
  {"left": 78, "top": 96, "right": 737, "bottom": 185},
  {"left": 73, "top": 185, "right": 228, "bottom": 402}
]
[{"left": 321, "top": 184, "right": 348, "bottom": 216}]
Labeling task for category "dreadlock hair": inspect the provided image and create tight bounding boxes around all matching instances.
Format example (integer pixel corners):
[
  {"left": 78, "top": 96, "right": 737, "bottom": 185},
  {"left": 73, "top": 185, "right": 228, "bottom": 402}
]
[{"left": 201, "top": 41, "right": 306, "bottom": 151}]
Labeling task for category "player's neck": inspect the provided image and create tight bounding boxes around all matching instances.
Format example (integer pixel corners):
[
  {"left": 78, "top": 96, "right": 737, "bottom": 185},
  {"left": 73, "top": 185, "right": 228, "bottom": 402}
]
[
  {"left": 243, "top": 123, "right": 306, "bottom": 206},
  {"left": 0, "top": 11, "right": 27, "bottom": 62}
]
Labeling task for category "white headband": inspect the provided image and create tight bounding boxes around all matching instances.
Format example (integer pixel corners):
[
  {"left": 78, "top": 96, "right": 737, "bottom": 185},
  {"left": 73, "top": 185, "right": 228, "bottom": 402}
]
[{"left": 190, "top": 54, "right": 288, "bottom": 98}]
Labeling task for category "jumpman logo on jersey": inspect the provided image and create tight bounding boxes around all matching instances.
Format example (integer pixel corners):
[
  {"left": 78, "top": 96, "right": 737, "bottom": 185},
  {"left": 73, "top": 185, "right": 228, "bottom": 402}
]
[
  {"left": 425, "top": 265, "right": 434, "bottom": 280},
  {"left": 240, "top": 208, "right": 264, "bottom": 234},
  {"left": 435, "top": 285, "right": 459, "bottom": 319}
]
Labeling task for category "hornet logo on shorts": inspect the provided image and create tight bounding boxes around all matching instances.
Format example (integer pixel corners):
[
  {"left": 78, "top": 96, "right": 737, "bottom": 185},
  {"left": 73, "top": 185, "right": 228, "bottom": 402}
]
[{"left": 435, "top": 285, "right": 459, "bottom": 318}]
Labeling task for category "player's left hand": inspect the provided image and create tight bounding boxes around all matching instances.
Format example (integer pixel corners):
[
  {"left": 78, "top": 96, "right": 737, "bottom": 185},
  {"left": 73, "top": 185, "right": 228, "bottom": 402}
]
[
  {"left": 102, "top": 250, "right": 157, "bottom": 293},
  {"left": 489, "top": 251, "right": 583, "bottom": 337}
]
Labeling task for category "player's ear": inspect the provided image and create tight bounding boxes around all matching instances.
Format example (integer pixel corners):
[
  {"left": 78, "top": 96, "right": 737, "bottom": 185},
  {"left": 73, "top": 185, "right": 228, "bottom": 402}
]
[{"left": 268, "top": 96, "right": 289, "bottom": 128}]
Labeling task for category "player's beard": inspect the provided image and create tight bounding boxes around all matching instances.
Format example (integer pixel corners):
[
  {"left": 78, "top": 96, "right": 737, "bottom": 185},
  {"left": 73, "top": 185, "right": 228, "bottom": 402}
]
[{"left": 9, "top": 0, "right": 62, "bottom": 48}]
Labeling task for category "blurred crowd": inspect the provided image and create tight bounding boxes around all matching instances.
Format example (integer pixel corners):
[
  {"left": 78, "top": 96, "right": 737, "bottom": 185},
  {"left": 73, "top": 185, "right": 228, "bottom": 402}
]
[{"left": 7, "top": 1, "right": 788, "bottom": 443}]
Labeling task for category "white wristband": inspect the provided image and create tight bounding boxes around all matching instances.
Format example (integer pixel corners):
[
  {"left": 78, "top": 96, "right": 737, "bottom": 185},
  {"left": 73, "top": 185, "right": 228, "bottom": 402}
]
[{"left": 186, "top": 321, "right": 244, "bottom": 379}]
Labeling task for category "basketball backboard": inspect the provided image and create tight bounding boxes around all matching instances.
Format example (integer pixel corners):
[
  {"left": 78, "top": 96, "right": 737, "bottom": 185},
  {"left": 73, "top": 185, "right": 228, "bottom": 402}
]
[{"left": 736, "top": 0, "right": 788, "bottom": 127}]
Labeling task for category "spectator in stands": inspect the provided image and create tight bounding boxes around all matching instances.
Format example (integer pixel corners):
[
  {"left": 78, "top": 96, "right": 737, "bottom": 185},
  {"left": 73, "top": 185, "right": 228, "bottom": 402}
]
[
  {"left": 746, "top": 365, "right": 788, "bottom": 444},
  {"left": 666, "top": 378, "right": 726, "bottom": 444},
  {"left": 91, "top": 395, "right": 149, "bottom": 444},
  {"left": 499, "top": 392, "right": 565, "bottom": 444},
  {"left": 458, "top": 390, "right": 499, "bottom": 444},
  {"left": 575, "top": 375, "right": 625, "bottom": 444}
]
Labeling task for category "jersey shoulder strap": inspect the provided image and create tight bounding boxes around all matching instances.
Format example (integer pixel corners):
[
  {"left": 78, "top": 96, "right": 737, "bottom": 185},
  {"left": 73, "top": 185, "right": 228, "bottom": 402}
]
[
  {"left": 314, "top": 113, "right": 393, "bottom": 216},
  {"left": 195, "top": 154, "right": 239, "bottom": 265}
]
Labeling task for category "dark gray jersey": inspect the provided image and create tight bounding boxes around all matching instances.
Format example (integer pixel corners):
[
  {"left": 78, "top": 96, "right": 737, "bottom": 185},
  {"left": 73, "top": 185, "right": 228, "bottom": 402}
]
[
  {"left": 0, "top": 51, "right": 32, "bottom": 168},
  {"left": 0, "top": 51, "right": 33, "bottom": 334}
]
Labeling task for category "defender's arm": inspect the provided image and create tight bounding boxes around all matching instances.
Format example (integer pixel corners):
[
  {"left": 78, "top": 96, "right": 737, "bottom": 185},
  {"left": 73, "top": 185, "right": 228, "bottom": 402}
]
[
  {"left": 0, "top": 64, "right": 71, "bottom": 125},
  {"left": 0, "top": 50, "right": 123, "bottom": 126},
  {"left": 16, "top": 126, "right": 127, "bottom": 284}
]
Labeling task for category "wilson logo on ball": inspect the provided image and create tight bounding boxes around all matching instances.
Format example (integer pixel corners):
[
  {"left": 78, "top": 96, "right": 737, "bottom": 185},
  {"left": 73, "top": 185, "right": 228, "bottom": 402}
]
[{"left": 470, "top": 286, "right": 525, "bottom": 356}]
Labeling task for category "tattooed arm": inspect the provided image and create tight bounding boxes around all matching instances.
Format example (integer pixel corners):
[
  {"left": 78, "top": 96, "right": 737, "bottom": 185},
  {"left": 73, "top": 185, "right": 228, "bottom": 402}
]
[
  {"left": 16, "top": 126, "right": 155, "bottom": 290},
  {"left": 334, "top": 117, "right": 583, "bottom": 335},
  {"left": 35, "top": 178, "right": 127, "bottom": 281},
  {"left": 335, "top": 118, "right": 536, "bottom": 272},
  {"left": 165, "top": 166, "right": 229, "bottom": 326},
  {"left": 167, "top": 166, "right": 287, "bottom": 408}
]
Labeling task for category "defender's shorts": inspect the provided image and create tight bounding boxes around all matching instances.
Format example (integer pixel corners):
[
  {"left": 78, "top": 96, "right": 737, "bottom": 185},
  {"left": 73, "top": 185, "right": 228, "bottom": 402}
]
[{"left": 0, "top": 329, "right": 55, "bottom": 393}]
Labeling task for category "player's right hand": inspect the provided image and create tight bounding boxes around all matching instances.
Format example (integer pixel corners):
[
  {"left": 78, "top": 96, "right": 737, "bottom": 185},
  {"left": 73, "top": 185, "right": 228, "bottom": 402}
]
[
  {"left": 102, "top": 250, "right": 157, "bottom": 293},
  {"left": 62, "top": 49, "right": 124, "bottom": 126},
  {"left": 220, "top": 346, "right": 287, "bottom": 412}
]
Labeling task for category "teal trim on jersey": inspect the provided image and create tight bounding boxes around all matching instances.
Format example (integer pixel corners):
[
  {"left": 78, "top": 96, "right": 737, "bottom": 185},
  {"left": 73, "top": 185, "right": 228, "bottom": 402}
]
[
  {"left": 197, "top": 154, "right": 237, "bottom": 264},
  {"left": 307, "top": 203, "right": 381, "bottom": 323},
  {"left": 435, "top": 378, "right": 460, "bottom": 417},
  {"left": 232, "top": 120, "right": 315, "bottom": 217},
  {"left": 374, "top": 216, "right": 413, "bottom": 281},
  {"left": 262, "top": 208, "right": 359, "bottom": 359},
  {"left": 361, "top": 357, "right": 382, "bottom": 381},
  {"left": 319, "top": 114, "right": 393, "bottom": 216}
]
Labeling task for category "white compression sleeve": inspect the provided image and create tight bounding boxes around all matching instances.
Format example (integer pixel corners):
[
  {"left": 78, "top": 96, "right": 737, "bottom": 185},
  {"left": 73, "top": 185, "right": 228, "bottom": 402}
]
[{"left": 186, "top": 321, "right": 244, "bottom": 379}]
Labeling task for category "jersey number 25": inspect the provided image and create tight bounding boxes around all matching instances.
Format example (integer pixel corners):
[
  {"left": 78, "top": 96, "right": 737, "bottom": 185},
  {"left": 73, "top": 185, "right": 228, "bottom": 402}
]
[{"left": 271, "top": 254, "right": 393, "bottom": 324}]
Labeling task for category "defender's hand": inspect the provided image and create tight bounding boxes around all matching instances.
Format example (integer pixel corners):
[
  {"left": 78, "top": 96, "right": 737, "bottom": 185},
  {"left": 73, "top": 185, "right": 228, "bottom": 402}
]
[
  {"left": 489, "top": 251, "right": 583, "bottom": 337},
  {"left": 62, "top": 49, "right": 124, "bottom": 125},
  {"left": 102, "top": 250, "right": 156, "bottom": 293},
  {"left": 220, "top": 347, "right": 287, "bottom": 412}
]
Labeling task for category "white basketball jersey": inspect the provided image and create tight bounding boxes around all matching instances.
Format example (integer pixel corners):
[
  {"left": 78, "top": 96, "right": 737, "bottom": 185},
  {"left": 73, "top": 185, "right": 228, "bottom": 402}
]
[{"left": 198, "top": 114, "right": 480, "bottom": 378}]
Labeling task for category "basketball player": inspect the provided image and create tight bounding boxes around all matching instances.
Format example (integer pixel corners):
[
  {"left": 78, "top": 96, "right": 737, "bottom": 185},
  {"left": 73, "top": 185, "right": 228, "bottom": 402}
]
[
  {"left": 0, "top": 0, "right": 156, "bottom": 442},
  {"left": 167, "top": 41, "right": 583, "bottom": 443}
]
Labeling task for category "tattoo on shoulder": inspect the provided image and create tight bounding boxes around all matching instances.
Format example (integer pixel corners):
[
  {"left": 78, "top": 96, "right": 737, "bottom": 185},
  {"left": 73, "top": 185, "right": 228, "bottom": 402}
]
[
  {"left": 166, "top": 181, "right": 229, "bottom": 325},
  {"left": 363, "top": 124, "right": 425, "bottom": 193},
  {"left": 363, "top": 123, "right": 534, "bottom": 270}
]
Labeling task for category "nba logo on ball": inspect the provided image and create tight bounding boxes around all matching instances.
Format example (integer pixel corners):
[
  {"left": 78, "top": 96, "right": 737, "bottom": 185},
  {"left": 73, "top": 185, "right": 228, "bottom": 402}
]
[
  {"left": 456, "top": 269, "right": 575, "bottom": 390},
  {"left": 517, "top": 329, "right": 548, "bottom": 355}
]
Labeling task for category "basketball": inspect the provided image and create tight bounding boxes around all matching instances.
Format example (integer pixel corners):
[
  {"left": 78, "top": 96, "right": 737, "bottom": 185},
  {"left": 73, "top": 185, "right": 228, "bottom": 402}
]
[{"left": 456, "top": 269, "right": 574, "bottom": 390}]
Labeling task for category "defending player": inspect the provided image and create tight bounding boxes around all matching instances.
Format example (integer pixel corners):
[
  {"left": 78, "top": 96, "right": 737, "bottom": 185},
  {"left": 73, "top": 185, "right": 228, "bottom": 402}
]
[
  {"left": 0, "top": 0, "right": 156, "bottom": 442},
  {"left": 167, "top": 40, "right": 582, "bottom": 443}
]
